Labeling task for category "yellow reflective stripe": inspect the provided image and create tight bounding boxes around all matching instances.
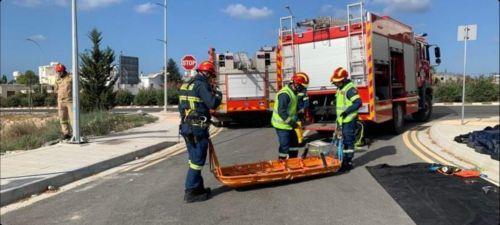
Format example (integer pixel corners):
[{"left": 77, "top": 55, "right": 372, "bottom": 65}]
[
  {"left": 343, "top": 149, "right": 355, "bottom": 153},
  {"left": 349, "top": 94, "right": 360, "bottom": 102},
  {"left": 279, "top": 153, "right": 289, "bottom": 157},
  {"left": 180, "top": 83, "right": 195, "bottom": 91},
  {"left": 179, "top": 96, "right": 202, "bottom": 101},
  {"left": 188, "top": 160, "right": 203, "bottom": 170}
]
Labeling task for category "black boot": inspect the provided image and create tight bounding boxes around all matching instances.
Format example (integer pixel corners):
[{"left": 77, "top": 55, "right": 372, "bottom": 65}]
[
  {"left": 339, "top": 160, "right": 354, "bottom": 172},
  {"left": 184, "top": 186, "right": 211, "bottom": 203}
]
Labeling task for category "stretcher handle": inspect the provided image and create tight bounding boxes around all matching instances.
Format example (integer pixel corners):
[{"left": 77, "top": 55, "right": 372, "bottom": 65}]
[{"left": 208, "top": 139, "right": 222, "bottom": 176}]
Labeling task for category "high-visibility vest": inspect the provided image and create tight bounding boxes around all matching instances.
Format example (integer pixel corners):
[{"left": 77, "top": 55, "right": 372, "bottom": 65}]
[
  {"left": 271, "top": 85, "right": 298, "bottom": 130},
  {"left": 178, "top": 78, "right": 204, "bottom": 118},
  {"left": 336, "top": 81, "right": 360, "bottom": 124}
]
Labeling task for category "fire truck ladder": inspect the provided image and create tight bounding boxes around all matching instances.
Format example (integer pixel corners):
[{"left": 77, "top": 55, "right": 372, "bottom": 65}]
[
  {"left": 280, "top": 16, "right": 296, "bottom": 82},
  {"left": 347, "top": 2, "right": 367, "bottom": 85}
]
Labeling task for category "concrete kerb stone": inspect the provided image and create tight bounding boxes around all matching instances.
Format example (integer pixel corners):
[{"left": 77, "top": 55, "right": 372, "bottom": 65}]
[{"left": 0, "top": 141, "right": 175, "bottom": 207}]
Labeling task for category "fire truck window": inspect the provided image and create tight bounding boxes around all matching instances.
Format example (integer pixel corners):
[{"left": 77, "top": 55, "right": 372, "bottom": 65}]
[{"left": 374, "top": 64, "right": 390, "bottom": 101}]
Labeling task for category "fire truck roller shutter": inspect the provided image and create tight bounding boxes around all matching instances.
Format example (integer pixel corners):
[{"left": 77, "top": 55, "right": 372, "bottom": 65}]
[
  {"left": 403, "top": 43, "right": 417, "bottom": 94},
  {"left": 297, "top": 38, "right": 348, "bottom": 91}
]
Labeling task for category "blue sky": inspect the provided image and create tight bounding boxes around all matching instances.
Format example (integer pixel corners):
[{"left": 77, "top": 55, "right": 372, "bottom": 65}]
[{"left": 1, "top": 0, "right": 499, "bottom": 79}]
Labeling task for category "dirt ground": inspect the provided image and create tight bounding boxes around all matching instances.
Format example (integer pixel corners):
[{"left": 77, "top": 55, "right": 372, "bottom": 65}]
[{"left": 0, "top": 113, "right": 57, "bottom": 131}]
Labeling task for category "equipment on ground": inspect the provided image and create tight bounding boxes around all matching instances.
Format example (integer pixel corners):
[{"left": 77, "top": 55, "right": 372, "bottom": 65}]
[
  {"left": 208, "top": 128, "right": 344, "bottom": 188},
  {"left": 277, "top": 2, "right": 441, "bottom": 133}
]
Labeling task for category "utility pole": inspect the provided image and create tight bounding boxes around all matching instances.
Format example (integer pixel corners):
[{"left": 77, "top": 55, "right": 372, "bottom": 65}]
[
  {"left": 70, "top": 0, "right": 81, "bottom": 143},
  {"left": 0, "top": 0, "right": 2, "bottom": 83},
  {"left": 156, "top": 1, "right": 168, "bottom": 112}
]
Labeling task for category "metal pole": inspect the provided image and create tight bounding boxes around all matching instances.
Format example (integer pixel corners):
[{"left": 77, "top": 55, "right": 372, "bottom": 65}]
[
  {"left": 0, "top": 0, "right": 2, "bottom": 83},
  {"left": 163, "top": 0, "right": 168, "bottom": 112},
  {"left": 71, "top": 0, "right": 81, "bottom": 143},
  {"left": 461, "top": 28, "right": 468, "bottom": 125}
]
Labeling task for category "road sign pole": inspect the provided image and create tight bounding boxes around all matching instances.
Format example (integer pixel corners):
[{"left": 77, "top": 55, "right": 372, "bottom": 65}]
[
  {"left": 461, "top": 34, "right": 467, "bottom": 125},
  {"left": 71, "top": 0, "right": 81, "bottom": 143}
]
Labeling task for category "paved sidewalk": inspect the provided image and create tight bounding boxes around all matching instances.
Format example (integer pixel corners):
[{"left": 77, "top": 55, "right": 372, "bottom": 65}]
[
  {"left": 418, "top": 116, "right": 499, "bottom": 184},
  {"left": 0, "top": 112, "right": 182, "bottom": 206}
]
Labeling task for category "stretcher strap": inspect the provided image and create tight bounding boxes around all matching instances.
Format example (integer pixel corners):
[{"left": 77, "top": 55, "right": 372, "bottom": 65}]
[{"left": 208, "top": 139, "right": 222, "bottom": 177}]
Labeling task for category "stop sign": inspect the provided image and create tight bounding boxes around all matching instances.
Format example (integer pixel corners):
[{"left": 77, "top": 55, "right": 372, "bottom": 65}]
[{"left": 181, "top": 55, "right": 197, "bottom": 70}]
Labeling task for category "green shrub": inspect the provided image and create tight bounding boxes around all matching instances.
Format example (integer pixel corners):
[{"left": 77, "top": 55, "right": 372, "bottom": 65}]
[
  {"left": 44, "top": 94, "right": 57, "bottom": 106},
  {"left": 115, "top": 89, "right": 135, "bottom": 106},
  {"left": 6, "top": 95, "right": 22, "bottom": 107},
  {"left": 134, "top": 88, "right": 157, "bottom": 106},
  {"left": 31, "top": 92, "right": 47, "bottom": 107},
  {"left": 434, "top": 76, "right": 499, "bottom": 102},
  {"left": 0, "top": 96, "right": 7, "bottom": 107},
  {"left": 0, "top": 119, "right": 61, "bottom": 152},
  {"left": 0, "top": 112, "right": 158, "bottom": 152}
]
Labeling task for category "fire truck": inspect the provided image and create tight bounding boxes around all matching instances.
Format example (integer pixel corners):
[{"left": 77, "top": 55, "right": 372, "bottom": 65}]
[
  {"left": 276, "top": 3, "right": 441, "bottom": 133},
  {"left": 210, "top": 47, "right": 278, "bottom": 126}
]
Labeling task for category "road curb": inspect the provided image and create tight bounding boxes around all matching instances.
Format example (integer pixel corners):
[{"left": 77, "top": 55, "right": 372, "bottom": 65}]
[
  {"left": 433, "top": 102, "right": 500, "bottom": 106},
  {"left": 0, "top": 141, "right": 176, "bottom": 207}
]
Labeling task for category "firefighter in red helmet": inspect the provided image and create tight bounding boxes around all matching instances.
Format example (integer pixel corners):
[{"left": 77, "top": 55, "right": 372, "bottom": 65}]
[
  {"left": 178, "top": 60, "right": 222, "bottom": 203},
  {"left": 54, "top": 63, "right": 73, "bottom": 140},
  {"left": 330, "top": 67, "right": 362, "bottom": 171},
  {"left": 271, "top": 72, "right": 309, "bottom": 159}
]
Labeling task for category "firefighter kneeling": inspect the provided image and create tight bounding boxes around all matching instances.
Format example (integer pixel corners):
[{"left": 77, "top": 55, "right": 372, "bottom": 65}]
[
  {"left": 178, "top": 61, "right": 222, "bottom": 203},
  {"left": 272, "top": 73, "right": 309, "bottom": 160},
  {"left": 330, "top": 67, "right": 362, "bottom": 171}
]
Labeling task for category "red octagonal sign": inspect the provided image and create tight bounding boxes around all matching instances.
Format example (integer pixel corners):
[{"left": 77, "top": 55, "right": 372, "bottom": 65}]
[{"left": 181, "top": 55, "right": 197, "bottom": 71}]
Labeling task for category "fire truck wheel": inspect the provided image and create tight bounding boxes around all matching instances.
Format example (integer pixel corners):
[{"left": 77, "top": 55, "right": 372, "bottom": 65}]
[
  {"left": 412, "top": 96, "right": 432, "bottom": 122},
  {"left": 392, "top": 104, "right": 405, "bottom": 134}
]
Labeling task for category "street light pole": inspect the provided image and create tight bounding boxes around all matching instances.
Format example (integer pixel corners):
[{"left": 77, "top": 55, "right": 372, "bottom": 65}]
[
  {"left": 70, "top": 0, "right": 81, "bottom": 143},
  {"left": 157, "top": 1, "right": 168, "bottom": 112}
]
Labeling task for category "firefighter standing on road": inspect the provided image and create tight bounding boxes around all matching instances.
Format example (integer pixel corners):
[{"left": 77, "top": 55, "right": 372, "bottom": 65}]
[
  {"left": 272, "top": 73, "right": 309, "bottom": 160},
  {"left": 54, "top": 64, "right": 73, "bottom": 140},
  {"left": 330, "top": 67, "right": 362, "bottom": 170},
  {"left": 178, "top": 60, "right": 222, "bottom": 203}
]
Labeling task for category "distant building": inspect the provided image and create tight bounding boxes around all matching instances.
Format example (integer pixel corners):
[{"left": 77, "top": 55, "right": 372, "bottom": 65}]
[
  {"left": 38, "top": 62, "right": 60, "bottom": 86},
  {"left": 140, "top": 72, "right": 165, "bottom": 89},
  {"left": 12, "top": 71, "right": 21, "bottom": 81},
  {"left": 434, "top": 73, "right": 459, "bottom": 83},
  {"left": 491, "top": 74, "right": 500, "bottom": 85},
  {"left": 0, "top": 84, "right": 31, "bottom": 98}
]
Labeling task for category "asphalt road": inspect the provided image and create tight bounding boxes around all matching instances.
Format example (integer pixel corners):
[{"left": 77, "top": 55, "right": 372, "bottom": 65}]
[{"left": 1, "top": 106, "right": 498, "bottom": 225}]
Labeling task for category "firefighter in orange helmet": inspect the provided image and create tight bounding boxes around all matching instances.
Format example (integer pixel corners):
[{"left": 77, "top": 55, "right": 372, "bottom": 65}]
[
  {"left": 178, "top": 60, "right": 222, "bottom": 203},
  {"left": 54, "top": 63, "right": 73, "bottom": 140},
  {"left": 271, "top": 73, "right": 309, "bottom": 159},
  {"left": 330, "top": 67, "right": 362, "bottom": 171}
]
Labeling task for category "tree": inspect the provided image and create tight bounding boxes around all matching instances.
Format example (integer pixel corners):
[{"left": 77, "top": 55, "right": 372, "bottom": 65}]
[
  {"left": 166, "top": 58, "right": 182, "bottom": 83},
  {"left": 79, "top": 28, "right": 116, "bottom": 111},
  {"left": 0, "top": 75, "right": 7, "bottom": 84},
  {"left": 16, "top": 70, "right": 39, "bottom": 85}
]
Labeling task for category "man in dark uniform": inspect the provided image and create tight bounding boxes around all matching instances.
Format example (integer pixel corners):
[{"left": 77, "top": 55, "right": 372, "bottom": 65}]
[
  {"left": 178, "top": 60, "right": 222, "bottom": 203},
  {"left": 330, "top": 67, "right": 362, "bottom": 171}
]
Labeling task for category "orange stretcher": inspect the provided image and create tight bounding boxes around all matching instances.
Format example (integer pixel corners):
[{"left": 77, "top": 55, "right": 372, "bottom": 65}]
[{"left": 208, "top": 140, "right": 342, "bottom": 188}]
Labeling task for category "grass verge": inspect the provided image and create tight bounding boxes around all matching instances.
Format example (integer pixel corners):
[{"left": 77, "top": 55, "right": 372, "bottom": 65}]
[{"left": 0, "top": 112, "right": 158, "bottom": 153}]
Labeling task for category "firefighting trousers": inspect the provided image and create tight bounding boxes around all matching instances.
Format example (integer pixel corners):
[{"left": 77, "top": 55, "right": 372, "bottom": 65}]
[
  {"left": 342, "top": 119, "right": 357, "bottom": 162},
  {"left": 58, "top": 101, "right": 73, "bottom": 136},
  {"left": 184, "top": 129, "right": 209, "bottom": 190},
  {"left": 275, "top": 128, "right": 299, "bottom": 158}
]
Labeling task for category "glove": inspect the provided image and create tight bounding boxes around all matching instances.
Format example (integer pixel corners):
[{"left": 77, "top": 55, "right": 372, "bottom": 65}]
[{"left": 338, "top": 112, "right": 346, "bottom": 118}]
